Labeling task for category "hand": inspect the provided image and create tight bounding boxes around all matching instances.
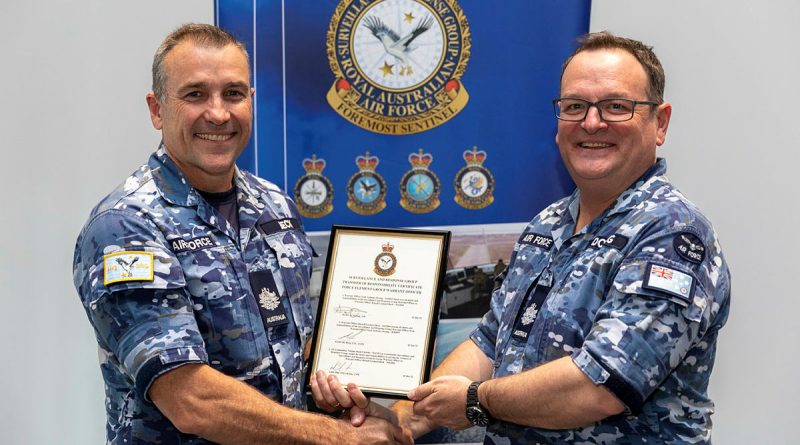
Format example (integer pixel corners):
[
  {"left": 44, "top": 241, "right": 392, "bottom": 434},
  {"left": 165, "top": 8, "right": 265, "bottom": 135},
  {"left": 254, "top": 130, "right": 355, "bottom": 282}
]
[
  {"left": 407, "top": 375, "right": 473, "bottom": 430},
  {"left": 337, "top": 415, "right": 413, "bottom": 445},
  {"left": 311, "top": 370, "right": 365, "bottom": 414}
]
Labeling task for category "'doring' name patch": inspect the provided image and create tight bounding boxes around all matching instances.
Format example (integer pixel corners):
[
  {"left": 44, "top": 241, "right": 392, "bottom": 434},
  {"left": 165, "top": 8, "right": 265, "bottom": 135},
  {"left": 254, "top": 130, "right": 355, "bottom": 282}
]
[{"left": 103, "top": 251, "right": 154, "bottom": 285}]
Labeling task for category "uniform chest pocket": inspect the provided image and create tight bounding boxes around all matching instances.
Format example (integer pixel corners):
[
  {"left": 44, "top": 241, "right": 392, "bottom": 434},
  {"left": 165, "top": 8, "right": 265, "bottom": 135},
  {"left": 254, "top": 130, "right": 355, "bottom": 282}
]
[
  {"left": 176, "top": 244, "right": 263, "bottom": 371},
  {"left": 264, "top": 230, "right": 314, "bottom": 298}
]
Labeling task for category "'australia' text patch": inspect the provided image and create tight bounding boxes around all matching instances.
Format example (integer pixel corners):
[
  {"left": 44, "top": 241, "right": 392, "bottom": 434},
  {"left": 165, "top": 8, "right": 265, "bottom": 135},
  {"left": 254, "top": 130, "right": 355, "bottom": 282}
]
[
  {"left": 103, "top": 251, "right": 154, "bottom": 285},
  {"left": 643, "top": 263, "right": 694, "bottom": 302}
]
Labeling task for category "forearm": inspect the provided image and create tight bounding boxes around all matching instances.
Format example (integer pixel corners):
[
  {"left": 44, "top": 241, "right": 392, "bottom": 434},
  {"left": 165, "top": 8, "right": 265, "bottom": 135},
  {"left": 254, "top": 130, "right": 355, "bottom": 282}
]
[
  {"left": 151, "top": 364, "right": 343, "bottom": 445},
  {"left": 479, "top": 356, "right": 624, "bottom": 429}
]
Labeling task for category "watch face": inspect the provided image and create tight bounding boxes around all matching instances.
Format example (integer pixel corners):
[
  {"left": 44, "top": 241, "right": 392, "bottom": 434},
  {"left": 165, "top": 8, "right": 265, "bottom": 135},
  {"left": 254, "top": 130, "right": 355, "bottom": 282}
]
[{"left": 466, "top": 406, "right": 489, "bottom": 427}]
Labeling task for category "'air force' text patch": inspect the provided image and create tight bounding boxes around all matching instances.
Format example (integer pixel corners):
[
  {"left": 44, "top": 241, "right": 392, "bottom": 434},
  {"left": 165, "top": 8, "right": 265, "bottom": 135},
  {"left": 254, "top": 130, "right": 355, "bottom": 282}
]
[{"left": 103, "top": 251, "right": 154, "bottom": 285}]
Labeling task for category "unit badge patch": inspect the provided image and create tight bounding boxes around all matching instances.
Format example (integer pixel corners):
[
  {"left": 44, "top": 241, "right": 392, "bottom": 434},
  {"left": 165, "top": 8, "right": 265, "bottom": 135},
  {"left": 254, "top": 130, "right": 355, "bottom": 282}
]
[
  {"left": 674, "top": 232, "right": 705, "bottom": 264},
  {"left": 399, "top": 149, "right": 441, "bottom": 213},
  {"left": 374, "top": 242, "right": 398, "bottom": 276},
  {"left": 103, "top": 251, "right": 154, "bottom": 285},
  {"left": 643, "top": 263, "right": 694, "bottom": 302},
  {"left": 326, "top": 0, "right": 471, "bottom": 135},
  {"left": 347, "top": 151, "right": 387, "bottom": 215},
  {"left": 454, "top": 146, "right": 494, "bottom": 209},
  {"left": 293, "top": 155, "right": 334, "bottom": 218}
]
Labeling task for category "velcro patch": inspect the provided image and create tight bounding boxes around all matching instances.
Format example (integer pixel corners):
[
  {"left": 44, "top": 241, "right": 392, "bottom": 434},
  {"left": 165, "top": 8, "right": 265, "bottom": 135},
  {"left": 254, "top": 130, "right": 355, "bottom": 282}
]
[
  {"left": 103, "top": 251, "right": 154, "bottom": 285},
  {"left": 674, "top": 232, "right": 705, "bottom": 264},
  {"left": 589, "top": 234, "right": 629, "bottom": 250},
  {"left": 259, "top": 218, "right": 300, "bottom": 235},
  {"left": 519, "top": 233, "right": 554, "bottom": 250},
  {"left": 170, "top": 236, "right": 216, "bottom": 253},
  {"left": 643, "top": 263, "right": 694, "bottom": 302}
]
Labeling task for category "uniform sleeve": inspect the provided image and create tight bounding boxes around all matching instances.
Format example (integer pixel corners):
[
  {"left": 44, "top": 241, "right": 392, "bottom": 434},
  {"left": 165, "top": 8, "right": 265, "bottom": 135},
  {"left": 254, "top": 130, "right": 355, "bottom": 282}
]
[
  {"left": 73, "top": 209, "right": 207, "bottom": 400},
  {"left": 571, "top": 227, "right": 726, "bottom": 414}
]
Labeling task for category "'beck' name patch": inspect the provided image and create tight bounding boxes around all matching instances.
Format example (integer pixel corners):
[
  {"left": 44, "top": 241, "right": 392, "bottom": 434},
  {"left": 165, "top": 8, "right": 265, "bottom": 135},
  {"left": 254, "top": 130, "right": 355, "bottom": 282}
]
[
  {"left": 519, "top": 233, "right": 554, "bottom": 250},
  {"left": 259, "top": 218, "right": 300, "bottom": 235},
  {"left": 643, "top": 263, "right": 694, "bottom": 302},
  {"left": 103, "top": 251, "right": 154, "bottom": 285},
  {"left": 171, "top": 236, "right": 216, "bottom": 253}
]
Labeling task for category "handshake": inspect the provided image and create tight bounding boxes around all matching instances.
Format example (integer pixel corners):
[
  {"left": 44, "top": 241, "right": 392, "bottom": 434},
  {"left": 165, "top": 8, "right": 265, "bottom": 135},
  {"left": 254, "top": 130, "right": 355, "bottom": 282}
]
[{"left": 311, "top": 370, "right": 478, "bottom": 445}]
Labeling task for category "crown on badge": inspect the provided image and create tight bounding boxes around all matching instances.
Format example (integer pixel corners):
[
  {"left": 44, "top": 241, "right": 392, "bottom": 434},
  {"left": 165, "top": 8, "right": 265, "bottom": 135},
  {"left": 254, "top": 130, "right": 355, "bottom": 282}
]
[
  {"left": 356, "top": 151, "right": 379, "bottom": 171},
  {"left": 463, "top": 146, "right": 487, "bottom": 166},
  {"left": 408, "top": 149, "right": 433, "bottom": 169},
  {"left": 302, "top": 154, "right": 326, "bottom": 174},
  {"left": 382, "top": 242, "right": 394, "bottom": 253}
]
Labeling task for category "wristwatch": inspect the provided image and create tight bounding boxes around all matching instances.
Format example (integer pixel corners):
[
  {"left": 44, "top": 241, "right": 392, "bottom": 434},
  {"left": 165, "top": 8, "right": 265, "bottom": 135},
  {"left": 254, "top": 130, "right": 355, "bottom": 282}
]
[{"left": 465, "top": 381, "right": 492, "bottom": 427}]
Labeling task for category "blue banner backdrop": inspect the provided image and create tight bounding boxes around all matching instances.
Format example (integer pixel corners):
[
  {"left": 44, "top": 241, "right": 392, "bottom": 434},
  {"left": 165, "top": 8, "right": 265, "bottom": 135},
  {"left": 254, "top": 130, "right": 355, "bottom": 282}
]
[{"left": 217, "top": 0, "right": 590, "bottom": 232}]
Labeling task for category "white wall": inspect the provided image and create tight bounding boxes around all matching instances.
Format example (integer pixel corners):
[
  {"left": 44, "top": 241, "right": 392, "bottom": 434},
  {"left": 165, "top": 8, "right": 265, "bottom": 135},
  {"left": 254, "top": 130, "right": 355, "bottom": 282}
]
[
  {"left": 591, "top": 2, "right": 800, "bottom": 443},
  {"left": 0, "top": 1, "right": 796, "bottom": 443},
  {"left": 0, "top": 2, "right": 213, "bottom": 444}
]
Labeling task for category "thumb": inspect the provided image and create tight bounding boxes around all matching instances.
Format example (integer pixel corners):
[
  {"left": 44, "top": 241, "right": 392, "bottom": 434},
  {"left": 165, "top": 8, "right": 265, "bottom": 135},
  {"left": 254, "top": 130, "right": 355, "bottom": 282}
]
[
  {"left": 407, "top": 382, "right": 433, "bottom": 401},
  {"left": 349, "top": 405, "right": 366, "bottom": 426}
]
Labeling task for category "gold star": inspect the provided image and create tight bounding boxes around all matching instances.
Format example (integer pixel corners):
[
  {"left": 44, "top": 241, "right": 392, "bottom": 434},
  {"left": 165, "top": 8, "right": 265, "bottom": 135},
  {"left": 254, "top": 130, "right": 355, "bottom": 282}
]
[
  {"left": 379, "top": 61, "right": 394, "bottom": 76},
  {"left": 404, "top": 12, "right": 415, "bottom": 23}
]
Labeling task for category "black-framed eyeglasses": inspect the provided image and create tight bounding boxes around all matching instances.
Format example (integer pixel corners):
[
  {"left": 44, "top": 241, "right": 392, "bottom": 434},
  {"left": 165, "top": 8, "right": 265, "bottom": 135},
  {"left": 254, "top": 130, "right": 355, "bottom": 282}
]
[{"left": 552, "top": 98, "right": 661, "bottom": 122}]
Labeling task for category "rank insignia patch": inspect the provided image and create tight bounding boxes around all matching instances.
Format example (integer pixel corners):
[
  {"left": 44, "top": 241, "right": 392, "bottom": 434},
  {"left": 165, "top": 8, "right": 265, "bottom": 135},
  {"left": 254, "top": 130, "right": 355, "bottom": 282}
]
[
  {"left": 399, "top": 149, "right": 441, "bottom": 213},
  {"left": 326, "top": 0, "right": 471, "bottom": 135},
  {"left": 103, "top": 251, "right": 154, "bottom": 285},
  {"left": 643, "top": 263, "right": 694, "bottom": 302},
  {"left": 293, "top": 155, "right": 334, "bottom": 218},
  {"left": 454, "top": 146, "right": 494, "bottom": 209},
  {"left": 347, "top": 151, "right": 387, "bottom": 215},
  {"left": 374, "top": 242, "right": 397, "bottom": 276}
]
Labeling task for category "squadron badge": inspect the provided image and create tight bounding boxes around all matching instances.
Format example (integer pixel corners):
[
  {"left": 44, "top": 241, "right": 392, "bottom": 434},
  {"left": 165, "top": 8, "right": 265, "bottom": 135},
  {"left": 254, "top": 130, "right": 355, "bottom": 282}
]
[
  {"left": 326, "top": 0, "right": 471, "bottom": 135},
  {"left": 347, "top": 151, "right": 387, "bottom": 215},
  {"left": 454, "top": 146, "right": 494, "bottom": 209},
  {"left": 293, "top": 155, "right": 334, "bottom": 218},
  {"left": 374, "top": 242, "right": 397, "bottom": 276},
  {"left": 400, "top": 149, "right": 440, "bottom": 213}
]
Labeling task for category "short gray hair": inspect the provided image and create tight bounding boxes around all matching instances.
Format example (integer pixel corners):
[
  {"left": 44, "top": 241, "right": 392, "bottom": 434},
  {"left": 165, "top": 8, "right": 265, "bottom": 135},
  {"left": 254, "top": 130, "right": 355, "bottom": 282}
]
[
  {"left": 561, "top": 31, "right": 666, "bottom": 103},
  {"left": 151, "top": 23, "right": 250, "bottom": 101}
]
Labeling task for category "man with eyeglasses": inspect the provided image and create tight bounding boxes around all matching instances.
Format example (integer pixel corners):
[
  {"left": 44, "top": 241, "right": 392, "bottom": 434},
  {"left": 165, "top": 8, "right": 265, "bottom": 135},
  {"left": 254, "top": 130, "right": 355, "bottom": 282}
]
[{"left": 367, "top": 31, "right": 731, "bottom": 443}]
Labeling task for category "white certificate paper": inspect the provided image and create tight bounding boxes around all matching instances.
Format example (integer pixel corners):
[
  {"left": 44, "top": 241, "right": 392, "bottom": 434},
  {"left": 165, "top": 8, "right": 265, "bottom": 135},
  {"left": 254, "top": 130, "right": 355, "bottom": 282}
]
[{"left": 308, "top": 226, "right": 450, "bottom": 397}]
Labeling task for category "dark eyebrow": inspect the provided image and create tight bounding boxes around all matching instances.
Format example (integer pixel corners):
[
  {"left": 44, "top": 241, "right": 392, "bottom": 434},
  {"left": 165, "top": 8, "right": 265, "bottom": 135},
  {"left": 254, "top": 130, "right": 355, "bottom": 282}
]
[{"left": 176, "top": 81, "right": 250, "bottom": 93}]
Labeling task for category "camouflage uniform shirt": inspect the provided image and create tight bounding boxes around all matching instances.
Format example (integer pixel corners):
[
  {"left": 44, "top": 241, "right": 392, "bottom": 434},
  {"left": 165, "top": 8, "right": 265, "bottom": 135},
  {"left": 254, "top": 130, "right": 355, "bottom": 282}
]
[
  {"left": 470, "top": 159, "right": 731, "bottom": 444},
  {"left": 73, "top": 147, "right": 315, "bottom": 444}
]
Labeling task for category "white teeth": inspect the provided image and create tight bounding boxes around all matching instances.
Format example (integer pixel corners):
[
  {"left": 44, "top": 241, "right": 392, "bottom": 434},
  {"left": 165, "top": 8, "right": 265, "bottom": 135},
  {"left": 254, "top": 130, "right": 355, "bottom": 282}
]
[
  {"left": 196, "top": 133, "right": 233, "bottom": 141},
  {"left": 580, "top": 142, "right": 612, "bottom": 148}
]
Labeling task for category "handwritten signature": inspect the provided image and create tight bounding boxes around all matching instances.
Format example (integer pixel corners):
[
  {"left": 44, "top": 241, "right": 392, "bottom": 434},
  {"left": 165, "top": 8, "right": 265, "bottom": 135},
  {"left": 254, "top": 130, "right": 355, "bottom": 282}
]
[
  {"left": 330, "top": 360, "right": 353, "bottom": 373},
  {"left": 335, "top": 305, "right": 368, "bottom": 318},
  {"left": 337, "top": 329, "right": 365, "bottom": 339}
]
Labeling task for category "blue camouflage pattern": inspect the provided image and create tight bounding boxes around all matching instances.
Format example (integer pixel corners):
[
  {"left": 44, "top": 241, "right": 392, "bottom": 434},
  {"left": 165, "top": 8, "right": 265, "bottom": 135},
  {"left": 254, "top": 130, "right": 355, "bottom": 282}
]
[
  {"left": 470, "top": 159, "right": 731, "bottom": 444},
  {"left": 73, "top": 146, "right": 315, "bottom": 444}
]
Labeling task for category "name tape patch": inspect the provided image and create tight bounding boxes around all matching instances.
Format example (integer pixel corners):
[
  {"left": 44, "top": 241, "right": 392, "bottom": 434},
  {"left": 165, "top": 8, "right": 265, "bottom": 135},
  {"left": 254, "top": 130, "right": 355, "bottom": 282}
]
[
  {"left": 171, "top": 236, "right": 216, "bottom": 253},
  {"left": 103, "top": 251, "right": 154, "bottom": 285},
  {"left": 259, "top": 218, "right": 300, "bottom": 235},
  {"left": 519, "top": 233, "right": 554, "bottom": 250},
  {"left": 643, "top": 263, "right": 694, "bottom": 302},
  {"left": 589, "top": 234, "right": 629, "bottom": 251}
]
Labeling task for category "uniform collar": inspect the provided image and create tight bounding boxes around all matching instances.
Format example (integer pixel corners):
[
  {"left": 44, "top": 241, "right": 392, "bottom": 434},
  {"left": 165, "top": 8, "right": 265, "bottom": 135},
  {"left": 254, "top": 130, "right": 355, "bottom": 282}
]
[
  {"left": 149, "top": 144, "right": 200, "bottom": 207},
  {"left": 562, "top": 158, "right": 669, "bottom": 233}
]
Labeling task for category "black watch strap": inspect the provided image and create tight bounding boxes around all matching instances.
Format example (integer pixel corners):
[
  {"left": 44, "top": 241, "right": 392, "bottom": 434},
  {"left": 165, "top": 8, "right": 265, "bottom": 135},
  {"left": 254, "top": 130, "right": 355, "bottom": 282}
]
[{"left": 466, "top": 380, "right": 491, "bottom": 427}]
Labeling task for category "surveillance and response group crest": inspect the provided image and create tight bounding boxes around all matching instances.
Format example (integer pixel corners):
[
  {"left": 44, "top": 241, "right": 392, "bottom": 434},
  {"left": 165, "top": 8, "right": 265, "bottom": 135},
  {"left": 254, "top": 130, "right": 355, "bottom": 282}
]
[{"left": 326, "top": 0, "right": 471, "bottom": 135}]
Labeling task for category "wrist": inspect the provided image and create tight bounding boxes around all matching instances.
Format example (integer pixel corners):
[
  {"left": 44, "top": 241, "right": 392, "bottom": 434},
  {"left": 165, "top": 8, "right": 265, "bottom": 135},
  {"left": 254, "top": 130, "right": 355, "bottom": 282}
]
[{"left": 465, "top": 380, "right": 493, "bottom": 427}]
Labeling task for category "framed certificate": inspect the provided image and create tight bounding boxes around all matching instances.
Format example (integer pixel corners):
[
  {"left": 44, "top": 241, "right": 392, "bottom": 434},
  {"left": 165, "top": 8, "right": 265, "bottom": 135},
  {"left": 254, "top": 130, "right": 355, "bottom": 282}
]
[{"left": 305, "top": 225, "right": 450, "bottom": 398}]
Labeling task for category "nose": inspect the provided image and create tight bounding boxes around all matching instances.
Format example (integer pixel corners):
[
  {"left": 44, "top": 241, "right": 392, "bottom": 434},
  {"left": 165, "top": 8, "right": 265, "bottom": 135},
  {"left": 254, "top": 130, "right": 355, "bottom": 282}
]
[
  {"left": 580, "top": 105, "right": 607, "bottom": 133},
  {"left": 204, "top": 95, "right": 230, "bottom": 126}
]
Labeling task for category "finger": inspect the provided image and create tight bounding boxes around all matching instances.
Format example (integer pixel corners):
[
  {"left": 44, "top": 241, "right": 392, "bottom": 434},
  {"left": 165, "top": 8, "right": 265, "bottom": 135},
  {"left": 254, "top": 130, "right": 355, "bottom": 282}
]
[
  {"left": 346, "top": 382, "right": 369, "bottom": 409},
  {"left": 407, "top": 382, "right": 433, "bottom": 401},
  {"left": 327, "top": 374, "right": 355, "bottom": 409},
  {"left": 313, "top": 370, "right": 340, "bottom": 410},
  {"left": 392, "top": 422, "right": 414, "bottom": 445},
  {"left": 349, "top": 405, "right": 366, "bottom": 427}
]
